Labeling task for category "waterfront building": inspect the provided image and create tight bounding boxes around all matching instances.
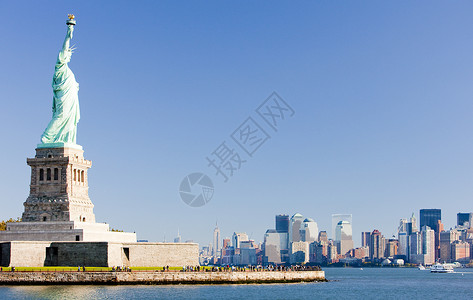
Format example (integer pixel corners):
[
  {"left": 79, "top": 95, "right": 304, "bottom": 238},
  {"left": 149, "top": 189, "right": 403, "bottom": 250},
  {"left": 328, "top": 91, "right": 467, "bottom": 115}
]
[
  {"left": 451, "top": 241, "right": 470, "bottom": 263},
  {"left": 276, "top": 214, "right": 290, "bottom": 233},
  {"left": 457, "top": 213, "right": 473, "bottom": 228},
  {"left": 439, "top": 230, "right": 460, "bottom": 263},
  {"left": 385, "top": 239, "right": 398, "bottom": 258},
  {"left": 232, "top": 232, "right": 249, "bottom": 249},
  {"left": 361, "top": 232, "right": 371, "bottom": 248},
  {"left": 369, "top": 230, "right": 385, "bottom": 261},
  {"left": 409, "top": 231, "right": 423, "bottom": 264},
  {"left": 352, "top": 246, "right": 369, "bottom": 259},
  {"left": 335, "top": 220, "right": 354, "bottom": 256},
  {"left": 422, "top": 226, "right": 435, "bottom": 265},
  {"left": 331, "top": 214, "right": 352, "bottom": 240},
  {"left": 435, "top": 220, "right": 444, "bottom": 260},
  {"left": 213, "top": 223, "right": 221, "bottom": 257},
  {"left": 398, "top": 231, "right": 409, "bottom": 258},
  {"left": 300, "top": 218, "right": 319, "bottom": 242},
  {"left": 420, "top": 209, "right": 441, "bottom": 232}
]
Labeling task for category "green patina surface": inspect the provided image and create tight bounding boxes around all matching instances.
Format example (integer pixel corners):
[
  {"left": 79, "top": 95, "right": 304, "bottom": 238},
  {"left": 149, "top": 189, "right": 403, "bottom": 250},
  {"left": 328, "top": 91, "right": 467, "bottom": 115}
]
[{"left": 40, "top": 23, "right": 80, "bottom": 147}]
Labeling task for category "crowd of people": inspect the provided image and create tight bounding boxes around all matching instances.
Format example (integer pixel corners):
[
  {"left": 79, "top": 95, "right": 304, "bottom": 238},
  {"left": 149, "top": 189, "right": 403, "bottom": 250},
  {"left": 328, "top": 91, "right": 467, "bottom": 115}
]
[{"left": 180, "top": 265, "right": 322, "bottom": 272}]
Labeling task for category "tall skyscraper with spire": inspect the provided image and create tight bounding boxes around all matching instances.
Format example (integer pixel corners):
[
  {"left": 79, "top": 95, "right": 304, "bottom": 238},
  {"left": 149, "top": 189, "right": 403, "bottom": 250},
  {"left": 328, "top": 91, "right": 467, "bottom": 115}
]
[{"left": 213, "top": 222, "right": 221, "bottom": 257}]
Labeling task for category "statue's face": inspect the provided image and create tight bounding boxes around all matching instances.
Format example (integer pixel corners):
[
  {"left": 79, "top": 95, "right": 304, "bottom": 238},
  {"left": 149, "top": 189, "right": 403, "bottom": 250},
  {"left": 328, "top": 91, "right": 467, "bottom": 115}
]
[{"left": 64, "top": 49, "right": 73, "bottom": 62}]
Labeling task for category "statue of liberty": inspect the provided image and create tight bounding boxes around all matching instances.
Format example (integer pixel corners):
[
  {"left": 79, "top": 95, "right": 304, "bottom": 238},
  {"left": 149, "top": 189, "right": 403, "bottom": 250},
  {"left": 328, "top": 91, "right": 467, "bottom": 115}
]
[{"left": 40, "top": 15, "right": 80, "bottom": 145}]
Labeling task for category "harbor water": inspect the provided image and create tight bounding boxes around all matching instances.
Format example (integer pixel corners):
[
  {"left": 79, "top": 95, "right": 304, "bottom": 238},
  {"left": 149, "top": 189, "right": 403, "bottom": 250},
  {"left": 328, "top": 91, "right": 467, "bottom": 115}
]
[{"left": 1, "top": 267, "right": 473, "bottom": 299}]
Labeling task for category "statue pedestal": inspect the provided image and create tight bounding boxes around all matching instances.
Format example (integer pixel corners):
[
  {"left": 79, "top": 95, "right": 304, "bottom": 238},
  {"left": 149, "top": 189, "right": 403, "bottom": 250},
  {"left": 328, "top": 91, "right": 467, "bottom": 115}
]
[{"left": 37, "top": 142, "right": 82, "bottom": 150}]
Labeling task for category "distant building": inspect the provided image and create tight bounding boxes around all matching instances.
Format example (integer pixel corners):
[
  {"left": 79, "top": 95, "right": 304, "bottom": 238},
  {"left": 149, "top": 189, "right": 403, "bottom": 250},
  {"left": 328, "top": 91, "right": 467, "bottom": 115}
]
[
  {"left": 276, "top": 214, "right": 290, "bottom": 233},
  {"left": 451, "top": 241, "right": 470, "bottom": 263},
  {"left": 409, "top": 231, "right": 423, "bottom": 264},
  {"left": 385, "top": 239, "right": 398, "bottom": 258},
  {"left": 213, "top": 223, "right": 220, "bottom": 257},
  {"left": 457, "top": 213, "right": 473, "bottom": 228},
  {"left": 327, "top": 241, "right": 338, "bottom": 263},
  {"left": 409, "top": 213, "right": 418, "bottom": 233},
  {"left": 352, "top": 246, "right": 369, "bottom": 259},
  {"left": 263, "top": 229, "right": 288, "bottom": 264},
  {"left": 435, "top": 220, "right": 444, "bottom": 260},
  {"left": 174, "top": 229, "right": 181, "bottom": 243},
  {"left": 440, "top": 230, "right": 460, "bottom": 263},
  {"left": 421, "top": 226, "right": 435, "bottom": 265},
  {"left": 331, "top": 214, "right": 352, "bottom": 240},
  {"left": 232, "top": 232, "right": 249, "bottom": 249},
  {"left": 240, "top": 240, "right": 257, "bottom": 265},
  {"left": 420, "top": 209, "right": 441, "bottom": 233},
  {"left": 361, "top": 232, "right": 371, "bottom": 248},
  {"left": 335, "top": 220, "right": 354, "bottom": 256},
  {"left": 318, "top": 231, "right": 328, "bottom": 243},
  {"left": 290, "top": 241, "right": 309, "bottom": 264},
  {"left": 370, "top": 230, "right": 385, "bottom": 261},
  {"left": 312, "top": 241, "right": 328, "bottom": 264},
  {"left": 300, "top": 218, "right": 318, "bottom": 242},
  {"left": 289, "top": 213, "right": 304, "bottom": 244},
  {"left": 222, "top": 238, "right": 231, "bottom": 249}
]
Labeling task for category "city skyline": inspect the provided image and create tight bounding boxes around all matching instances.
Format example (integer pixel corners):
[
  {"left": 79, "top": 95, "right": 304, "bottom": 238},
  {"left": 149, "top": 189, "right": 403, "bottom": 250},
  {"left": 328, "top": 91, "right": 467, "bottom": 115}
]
[
  {"left": 1, "top": 2, "right": 473, "bottom": 248},
  {"left": 201, "top": 209, "right": 473, "bottom": 267}
]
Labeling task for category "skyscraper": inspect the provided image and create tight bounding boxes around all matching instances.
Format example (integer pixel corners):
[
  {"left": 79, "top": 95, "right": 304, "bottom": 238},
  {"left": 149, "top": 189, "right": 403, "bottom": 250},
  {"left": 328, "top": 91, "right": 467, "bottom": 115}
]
[
  {"left": 331, "top": 214, "right": 352, "bottom": 240},
  {"left": 457, "top": 213, "right": 473, "bottom": 228},
  {"left": 276, "top": 214, "right": 289, "bottom": 233},
  {"left": 335, "top": 220, "right": 354, "bottom": 256},
  {"left": 263, "top": 229, "right": 288, "bottom": 264},
  {"left": 232, "top": 232, "right": 249, "bottom": 249},
  {"left": 213, "top": 222, "right": 220, "bottom": 257},
  {"left": 174, "top": 229, "right": 181, "bottom": 243},
  {"left": 420, "top": 209, "right": 441, "bottom": 232},
  {"left": 361, "top": 232, "right": 371, "bottom": 248},
  {"left": 409, "top": 213, "right": 418, "bottom": 233},
  {"left": 300, "top": 218, "right": 319, "bottom": 242},
  {"left": 369, "top": 230, "right": 385, "bottom": 260},
  {"left": 421, "top": 226, "right": 435, "bottom": 265},
  {"left": 289, "top": 213, "right": 304, "bottom": 244}
]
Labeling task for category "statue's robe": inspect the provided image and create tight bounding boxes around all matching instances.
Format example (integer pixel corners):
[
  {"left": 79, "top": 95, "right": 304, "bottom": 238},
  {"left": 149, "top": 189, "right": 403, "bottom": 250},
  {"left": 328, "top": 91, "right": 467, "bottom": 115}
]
[{"left": 41, "top": 46, "right": 80, "bottom": 144}]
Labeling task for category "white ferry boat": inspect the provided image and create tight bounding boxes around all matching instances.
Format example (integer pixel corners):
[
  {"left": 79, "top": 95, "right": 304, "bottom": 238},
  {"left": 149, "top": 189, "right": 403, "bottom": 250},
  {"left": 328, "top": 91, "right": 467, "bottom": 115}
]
[{"left": 430, "top": 263, "right": 454, "bottom": 273}]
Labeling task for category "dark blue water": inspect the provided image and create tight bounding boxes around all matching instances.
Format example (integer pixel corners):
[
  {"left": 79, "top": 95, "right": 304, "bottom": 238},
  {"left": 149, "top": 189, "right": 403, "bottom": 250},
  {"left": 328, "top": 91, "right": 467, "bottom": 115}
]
[{"left": 1, "top": 268, "right": 473, "bottom": 299}]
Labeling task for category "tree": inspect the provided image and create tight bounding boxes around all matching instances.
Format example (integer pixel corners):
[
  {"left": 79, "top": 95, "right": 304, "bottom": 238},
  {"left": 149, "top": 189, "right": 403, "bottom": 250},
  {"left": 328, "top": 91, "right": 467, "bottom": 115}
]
[{"left": 0, "top": 218, "right": 21, "bottom": 231}]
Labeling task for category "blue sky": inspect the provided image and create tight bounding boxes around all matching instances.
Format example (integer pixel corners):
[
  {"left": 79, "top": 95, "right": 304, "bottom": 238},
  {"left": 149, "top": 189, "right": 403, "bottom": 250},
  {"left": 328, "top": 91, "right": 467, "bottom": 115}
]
[{"left": 1, "top": 1, "right": 473, "bottom": 247}]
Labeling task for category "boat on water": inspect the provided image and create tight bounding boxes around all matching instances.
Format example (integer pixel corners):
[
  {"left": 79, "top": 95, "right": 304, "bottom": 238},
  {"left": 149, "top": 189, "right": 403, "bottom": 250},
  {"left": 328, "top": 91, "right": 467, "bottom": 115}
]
[
  {"left": 418, "top": 264, "right": 426, "bottom": 270},
  {"left": 430, "top": 263, "right": 454, "bottom": 273}
]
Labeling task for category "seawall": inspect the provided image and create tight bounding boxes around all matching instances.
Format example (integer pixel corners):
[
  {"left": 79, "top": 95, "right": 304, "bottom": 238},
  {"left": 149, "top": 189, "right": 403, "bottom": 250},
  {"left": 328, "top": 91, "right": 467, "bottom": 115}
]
[{"left": 0, "top": 271, "right": 325, "bottom": 285}]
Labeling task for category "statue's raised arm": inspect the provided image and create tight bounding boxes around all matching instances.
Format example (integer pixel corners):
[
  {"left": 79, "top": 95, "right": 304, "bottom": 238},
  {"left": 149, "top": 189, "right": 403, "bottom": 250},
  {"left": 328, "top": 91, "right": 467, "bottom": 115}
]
[
  {"left": 62, "top": 25, "right": 74, "bottom": 51},
  {"left": 40, "top": 15, "right": 81, "bottom": 146}
]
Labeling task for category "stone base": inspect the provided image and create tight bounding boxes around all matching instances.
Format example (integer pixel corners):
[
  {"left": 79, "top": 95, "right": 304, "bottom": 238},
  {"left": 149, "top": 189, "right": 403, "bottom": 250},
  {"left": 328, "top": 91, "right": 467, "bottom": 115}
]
[
  {"left": 0, "top": 241, "right": 199, "bottom": 268},
  {"left": 0, "top": 221, "right": 136, "bottom": 243}
]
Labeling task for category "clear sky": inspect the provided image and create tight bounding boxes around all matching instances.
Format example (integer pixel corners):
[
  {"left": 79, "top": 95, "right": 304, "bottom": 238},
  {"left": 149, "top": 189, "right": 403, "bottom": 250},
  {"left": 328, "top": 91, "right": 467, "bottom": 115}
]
[{"left": 1, "top": 1, "right": 473, "bottom": 247}]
